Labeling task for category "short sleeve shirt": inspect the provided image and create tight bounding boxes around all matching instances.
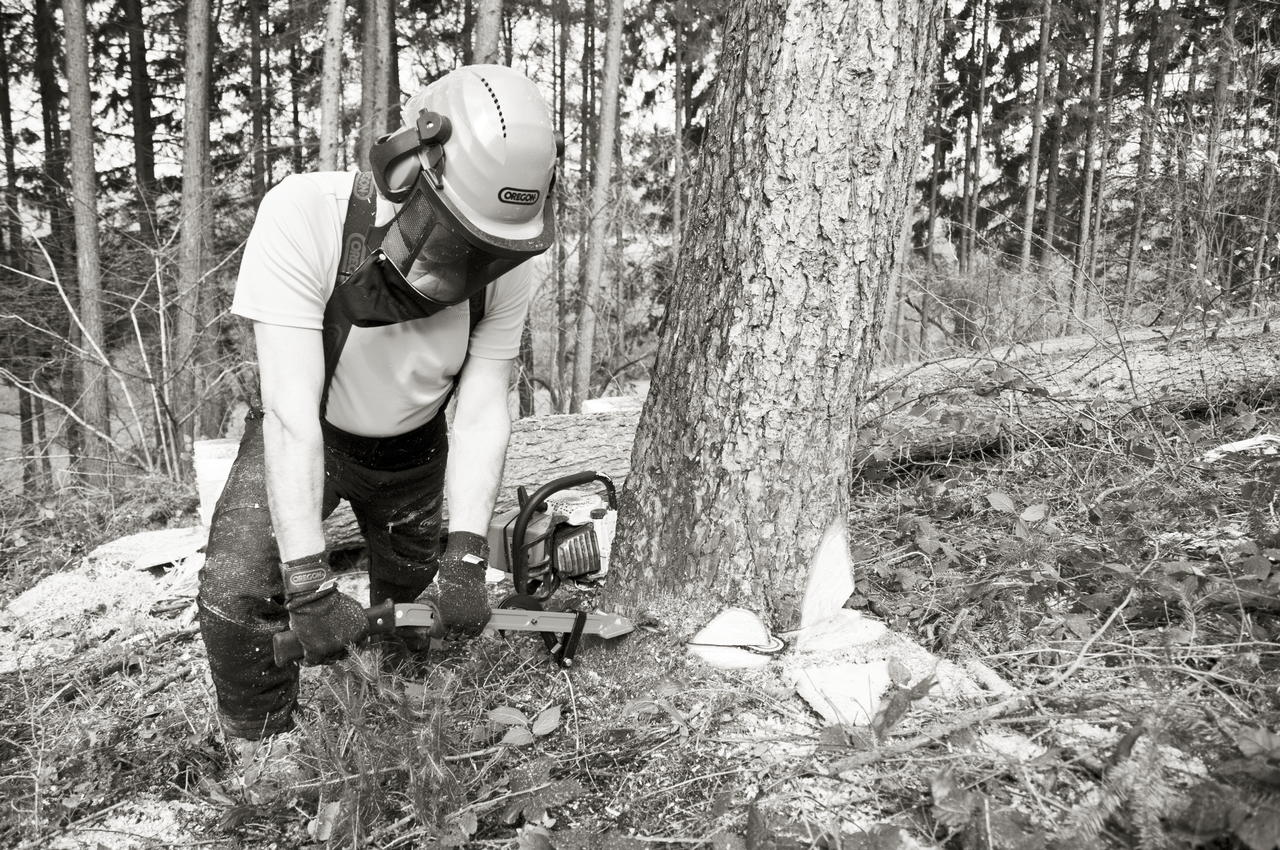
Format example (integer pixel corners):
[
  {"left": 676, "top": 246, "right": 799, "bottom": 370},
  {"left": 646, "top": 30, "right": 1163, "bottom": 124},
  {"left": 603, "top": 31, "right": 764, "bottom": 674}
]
[{"left": 231, "top": 172, "right": 535, "bottom": 437}]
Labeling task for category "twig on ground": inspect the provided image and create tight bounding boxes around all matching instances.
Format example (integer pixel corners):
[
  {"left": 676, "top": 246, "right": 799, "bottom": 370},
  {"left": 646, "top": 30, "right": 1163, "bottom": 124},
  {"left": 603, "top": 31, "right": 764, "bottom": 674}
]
[{"left": 832, "top": 586, "right": 1137, "bottom": 771}]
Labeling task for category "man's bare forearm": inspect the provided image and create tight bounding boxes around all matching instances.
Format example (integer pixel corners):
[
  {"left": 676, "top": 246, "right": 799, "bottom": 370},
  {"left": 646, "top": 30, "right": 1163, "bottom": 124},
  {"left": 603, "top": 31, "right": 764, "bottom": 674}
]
[
  {"left": 254, "top": 322, "right": 328, "bottom": 564},
  {"left": 261, "top": 408, "right": 327, "bottom": 562},
  {"left": 445, "top": 357, "right": 515, "bottom": 536},
  {"left": 446, "top": 414, "right": 510, "bottom": 536}
]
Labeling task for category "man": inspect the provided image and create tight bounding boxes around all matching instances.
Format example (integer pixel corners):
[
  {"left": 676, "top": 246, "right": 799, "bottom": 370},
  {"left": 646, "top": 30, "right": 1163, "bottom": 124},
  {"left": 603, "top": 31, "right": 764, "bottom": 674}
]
[{"left": 196, "top": 65, "right": 559, "bottom": 789}]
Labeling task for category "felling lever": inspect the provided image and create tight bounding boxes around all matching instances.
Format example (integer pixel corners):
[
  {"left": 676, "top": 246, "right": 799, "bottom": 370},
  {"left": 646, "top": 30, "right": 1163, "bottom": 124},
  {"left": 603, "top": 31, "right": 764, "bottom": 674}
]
[{"left": 272, "top": 599, "right": 634, "bottom": 668}]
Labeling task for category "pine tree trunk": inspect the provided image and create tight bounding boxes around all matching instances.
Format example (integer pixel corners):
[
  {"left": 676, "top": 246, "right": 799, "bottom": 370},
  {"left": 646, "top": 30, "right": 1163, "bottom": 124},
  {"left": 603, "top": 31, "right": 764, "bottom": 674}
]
[
  {"left": 1123, "top": 23, "right": 1163, "bottom": 316},
  {"left": 358, "top": 0, "right": 389, "bottom": 168},
  {"left": 287, "top": 0, "right": 305, "bottom": 172},
  {"left": 1019, "top": 0, "right": 1052, "bottom": 272},
  {"left": 672, "top": 10, "right": 684, "bottom": 249},
  {"left": 1071, "top": 0, "right": 1106, "bottom": 325},
  {"left": 1087, "top": 0, "right": 1120, "bottom": 288},
  {"left": 570, "top": 0, "right": 623, "bottom": 413},
  {"left": 1250, "top": 93, "right": 1279, "bottom": 309},
  {"left": 318, "top": 0, "right": 346, "bottom": 171},
  {"left": 174, "top": 0, "right": 212, "bottom": 471},
  {"left": 609, "top": 0, "right": 942, "bottom": 632},
  {"left": 1041, "top": 58, "right": 1067, "bottom": 266},
  {"left": 1193, "top": 0, "right": 1239, "bottom": 292},
  {"left": 565, "top": 0, "right": 596, "bottom": 414},
  {"left": 249, "top": 0, "right": 267, "bottom": 201},
  {"left": 474, "top": 0, "right": 502, "bottom": 64},
  {"left": 33, "top": 0, "right": 75, "bottom": 447},
  {"left": 553, "top": 0, "right": 570, "bottom": 413},
  {"left": 121, "top": 0, "right": 156, "bottom": 244},
  {"left": 964, "top": 0, "right": 989, "bottom": 272},
  {"left": 0, "top": 20, "right": 42, "bottom": 491},
  {"left": 62, "top": 0, "right": 111, "bottom": 480}
]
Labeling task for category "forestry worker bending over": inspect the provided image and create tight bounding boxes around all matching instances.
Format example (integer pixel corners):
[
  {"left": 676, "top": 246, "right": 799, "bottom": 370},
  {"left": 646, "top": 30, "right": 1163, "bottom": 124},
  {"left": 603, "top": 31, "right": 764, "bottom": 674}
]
[{"left": 197, "top": 65, "right": 560, "bottom": 754}]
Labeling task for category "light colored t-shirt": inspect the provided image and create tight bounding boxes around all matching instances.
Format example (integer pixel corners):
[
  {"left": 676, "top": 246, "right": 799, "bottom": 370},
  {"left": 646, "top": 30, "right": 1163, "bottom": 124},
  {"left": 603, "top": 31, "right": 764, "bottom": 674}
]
[{"left": 231, "top": 172, "right": 534, "bottom": 437}]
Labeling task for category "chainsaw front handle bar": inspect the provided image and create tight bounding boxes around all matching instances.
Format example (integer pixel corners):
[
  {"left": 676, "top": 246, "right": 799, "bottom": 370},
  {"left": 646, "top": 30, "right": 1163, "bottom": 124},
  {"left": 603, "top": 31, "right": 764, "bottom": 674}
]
[{"left": 511, "top": 470, "right": 616, "bottom": 596}]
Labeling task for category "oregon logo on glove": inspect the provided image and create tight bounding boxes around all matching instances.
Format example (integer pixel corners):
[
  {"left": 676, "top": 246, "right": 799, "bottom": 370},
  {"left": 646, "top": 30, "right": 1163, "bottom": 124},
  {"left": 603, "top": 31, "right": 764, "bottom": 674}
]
[{"left": 499, "top": 187, "right": 540, "bottom": 205}]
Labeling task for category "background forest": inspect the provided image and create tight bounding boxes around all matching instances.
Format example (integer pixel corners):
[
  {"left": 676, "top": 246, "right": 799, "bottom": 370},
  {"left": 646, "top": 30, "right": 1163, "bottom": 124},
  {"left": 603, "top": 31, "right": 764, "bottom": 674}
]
[{"left": 0, "top": 0, "right": 1274, "bottom": 493}]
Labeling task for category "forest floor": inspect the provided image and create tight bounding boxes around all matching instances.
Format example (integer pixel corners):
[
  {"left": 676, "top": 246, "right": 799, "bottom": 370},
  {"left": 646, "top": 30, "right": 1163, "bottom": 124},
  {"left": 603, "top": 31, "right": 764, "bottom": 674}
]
[{"left": 3, "top": 392, "right": 1280, "bottom": 849}]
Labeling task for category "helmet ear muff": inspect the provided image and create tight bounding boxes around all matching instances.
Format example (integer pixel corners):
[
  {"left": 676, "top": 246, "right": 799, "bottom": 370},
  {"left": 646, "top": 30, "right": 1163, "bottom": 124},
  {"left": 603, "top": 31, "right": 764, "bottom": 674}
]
[
  {"left": 370, "top": 110, "right": 453, "bottom": 203},
  {"left": 370, "top": 126, "right": 422, "bottom": 203}
]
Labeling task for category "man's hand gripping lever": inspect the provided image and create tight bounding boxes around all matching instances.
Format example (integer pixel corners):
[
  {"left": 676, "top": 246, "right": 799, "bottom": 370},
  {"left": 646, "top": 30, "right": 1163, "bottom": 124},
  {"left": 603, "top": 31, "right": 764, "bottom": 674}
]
[{"left": 280, "top": 552, "right": 368, "bottom": 665}]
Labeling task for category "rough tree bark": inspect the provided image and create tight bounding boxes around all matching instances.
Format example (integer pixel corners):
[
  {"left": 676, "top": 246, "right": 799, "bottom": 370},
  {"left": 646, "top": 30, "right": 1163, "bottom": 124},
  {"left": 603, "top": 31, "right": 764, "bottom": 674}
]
[
  {"left": 62, "top": 0, "right": 110, "bottom": 480},
  {"left": 1193, "top": 0, "right": 1239, "bottom": 293},
  {"left": 318, "top": 0, "right": 346, "bottom": 171},
  {"left": 1122, "top": 12, "right": 1166, "bottom": 315},
  {"left": 174, "top": 0, "right": 212, "bottom": 469},
  {"left": 249, "top": 0, "right": 267, "bottom": 202},
  {"left": 570, "top": 0, "right": 623, "bottom": 413},
  {"left": 1071, "top": 0, "right": 1106, "bottom": 324},
  {"left": 357, "top": 0, "right": 392, "bottom": 169},
  {"left": 1019, "top": 0, "right": 1052, "bottom": 273},
  {"left": 0, "top": 18, "right": 46, "bottom": 491},
  {"left": 473, "top": 0, "right": 502, "bottom": 64},
  {"left": 608, "top": 0, "right": 943, "bottom": 633},
  {"left": 121, "top": 0, "right": 156, "bottom": 242}
]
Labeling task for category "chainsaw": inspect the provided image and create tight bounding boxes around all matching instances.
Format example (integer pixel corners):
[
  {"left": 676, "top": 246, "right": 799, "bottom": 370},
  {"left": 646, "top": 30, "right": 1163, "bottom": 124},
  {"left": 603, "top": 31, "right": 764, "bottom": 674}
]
[
  {"left": 489, "top": 470, "right": 618, "bottom": 600},
  {"left": 273, "top": 470, "right": 628, "bottom": 668}
]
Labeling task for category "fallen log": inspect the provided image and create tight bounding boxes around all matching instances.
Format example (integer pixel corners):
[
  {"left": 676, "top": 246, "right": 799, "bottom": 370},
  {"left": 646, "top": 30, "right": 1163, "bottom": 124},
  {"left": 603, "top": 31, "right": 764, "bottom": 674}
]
[
  {"left": 322, "top": 409, "right": 642, "bottom": 550},
  {"left": 313, "top": 323, "right": 1276, "bottom": 550}
]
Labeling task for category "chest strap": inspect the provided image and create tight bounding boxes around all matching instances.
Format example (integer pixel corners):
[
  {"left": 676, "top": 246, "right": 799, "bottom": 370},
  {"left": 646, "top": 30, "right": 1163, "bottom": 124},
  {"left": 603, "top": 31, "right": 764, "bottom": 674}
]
[{"left": 321, "top": 172, "right": 487, "bottom": 419}]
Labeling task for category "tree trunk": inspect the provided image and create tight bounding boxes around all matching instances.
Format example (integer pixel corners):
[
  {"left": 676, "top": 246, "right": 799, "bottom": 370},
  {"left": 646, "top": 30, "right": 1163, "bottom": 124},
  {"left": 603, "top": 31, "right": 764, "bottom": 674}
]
[
  {"left": 1123, "top": 19, "right": 1164, "bottom": 316},
  {"left": 318, "top": 0, "right": 346, "bottom": 171},
  {"left": 1087, "top": 0, "right": 1120, "bottom": 288},
  {"left": 62, "top": 0, "right": 111, "bottom": 481},
  {"left": 553, "top": 0, "right": 571, "bottom": 413},
  {"left": 249, "top": 0, "right": 267, "bottom": 202},
  {"left": 1041, "top": 58, "right": 1068, "bottom": 266},
  {"left": 474, "top": 0, "right": 502, "bottom": 64},
  {"left": 564, "top": 0, "right": 596, "bottom": 413},
  {"left": 0, "top": 18, "right": 42, "bottom": 491},
  {"left": 1193, "top": 0, "right": 1239, "bottom": 293},
  {"left": 609, "top": 0, "right": 942, "bottom": 633},
  {"left": 965, "top": 0, "right": 989, "bottom": 271},
  {"left": 1019, "top": 0, "right": 1052, "bottom": 272},
  {"left": 672, "top": 9, "right": 685, "bottom": 250},
  {"left": 1071, "top": 0, "right": 1106, "bottom": 325},
  {"left": 287, "top": 0, "right": 305, "bottom": 171},
  {"left": 33, "top": 0, "right": 73, "bottom": 417},
  {"left": 570, "top": 0, "right": 623, "bottom": 413},
  {"left": 121, "top": 0, "right": 156, "bottom": 243},
  {"left": 358, "top": 0, "right": 392, "bottom": 168},
  {"left": 174, "top": 0, "right": 213, "bottom": 471},
  {"left": 1250, "top": 89, "right": 1279, "bottom": 310}
]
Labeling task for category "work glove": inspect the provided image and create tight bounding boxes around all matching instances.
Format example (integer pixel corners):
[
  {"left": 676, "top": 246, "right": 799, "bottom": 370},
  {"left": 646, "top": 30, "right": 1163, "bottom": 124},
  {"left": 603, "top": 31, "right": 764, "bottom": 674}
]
[
  {"left": 427, "top": 531, "right": 492, "bottom": 639},
  {"left": 281, "top": 552, "right": 367, "bottom": 665}
]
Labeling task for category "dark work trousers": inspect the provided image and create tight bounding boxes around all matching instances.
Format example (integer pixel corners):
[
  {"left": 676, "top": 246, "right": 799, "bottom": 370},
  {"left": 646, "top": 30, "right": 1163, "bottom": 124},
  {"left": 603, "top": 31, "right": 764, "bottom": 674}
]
[{"left": 197, "top": 407, "right": 448, "bottom": 739}]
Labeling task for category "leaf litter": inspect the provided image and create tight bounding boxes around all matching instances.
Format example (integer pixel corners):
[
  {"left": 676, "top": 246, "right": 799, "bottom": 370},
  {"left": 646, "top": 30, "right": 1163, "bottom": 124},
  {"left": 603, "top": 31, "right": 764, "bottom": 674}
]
[{"left": 5, "top": 408, "right": 1280, "bottom": 847}]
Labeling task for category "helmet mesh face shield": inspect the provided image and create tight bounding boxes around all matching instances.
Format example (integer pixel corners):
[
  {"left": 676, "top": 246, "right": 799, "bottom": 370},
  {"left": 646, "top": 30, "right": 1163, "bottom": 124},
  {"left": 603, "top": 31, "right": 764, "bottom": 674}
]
[{"left": 372, "top": 170, "right": 556, "bottom": 305}]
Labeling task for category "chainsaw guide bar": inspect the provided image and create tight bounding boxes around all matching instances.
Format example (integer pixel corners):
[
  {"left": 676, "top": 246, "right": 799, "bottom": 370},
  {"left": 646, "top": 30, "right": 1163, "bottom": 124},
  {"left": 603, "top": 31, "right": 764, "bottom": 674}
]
[{"left": 273, "top": 599, "right": 634, "bottom": 668}]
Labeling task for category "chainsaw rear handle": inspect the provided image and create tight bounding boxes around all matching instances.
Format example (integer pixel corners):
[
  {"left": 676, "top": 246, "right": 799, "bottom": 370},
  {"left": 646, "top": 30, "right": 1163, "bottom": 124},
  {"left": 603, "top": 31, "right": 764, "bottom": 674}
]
[
  {"left": 510, "top": 471, "right": 616, "bottom": 596},
  {"left": 272, "top": 598, "right": 408, "bottom": 666}
]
